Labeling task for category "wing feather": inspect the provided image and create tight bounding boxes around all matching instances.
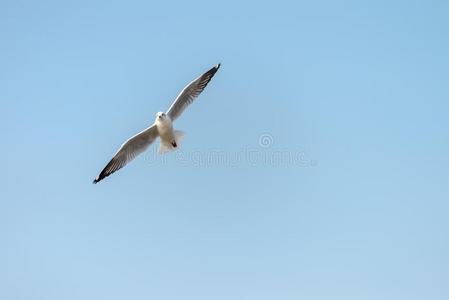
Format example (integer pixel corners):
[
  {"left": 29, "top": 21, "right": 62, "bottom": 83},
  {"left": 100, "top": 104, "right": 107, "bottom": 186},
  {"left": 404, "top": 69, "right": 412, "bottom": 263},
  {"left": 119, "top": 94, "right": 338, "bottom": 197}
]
[
  {"left": 166, "top": 63, "right": 220, "bottom": 121},
  {"left": 93, "top": 124, "right": 159, "bottom": 183}
]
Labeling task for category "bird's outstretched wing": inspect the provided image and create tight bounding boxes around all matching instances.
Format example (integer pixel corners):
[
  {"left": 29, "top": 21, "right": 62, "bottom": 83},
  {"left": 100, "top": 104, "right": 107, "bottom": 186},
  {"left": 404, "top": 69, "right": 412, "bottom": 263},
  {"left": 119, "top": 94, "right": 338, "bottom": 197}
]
[
  {"left": 166, "top": 63, "right": 220, "bottom": 121},
  {"left": 93, "top": 125, "right": 159, "bottom": 183}
]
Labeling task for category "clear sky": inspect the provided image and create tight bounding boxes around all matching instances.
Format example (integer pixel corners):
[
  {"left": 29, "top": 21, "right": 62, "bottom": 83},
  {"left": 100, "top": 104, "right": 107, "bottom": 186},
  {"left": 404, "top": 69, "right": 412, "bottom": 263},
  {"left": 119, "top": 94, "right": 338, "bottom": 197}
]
[{"left": 1, "top": 0, "right": 448, "bottom": 299}]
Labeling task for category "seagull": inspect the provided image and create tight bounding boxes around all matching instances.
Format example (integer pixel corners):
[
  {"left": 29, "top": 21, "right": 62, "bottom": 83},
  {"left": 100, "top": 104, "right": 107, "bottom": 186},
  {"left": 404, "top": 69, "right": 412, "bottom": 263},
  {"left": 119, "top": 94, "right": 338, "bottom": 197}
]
[{"left": 93, "top": 63, "right": 220, "bottom": 184}]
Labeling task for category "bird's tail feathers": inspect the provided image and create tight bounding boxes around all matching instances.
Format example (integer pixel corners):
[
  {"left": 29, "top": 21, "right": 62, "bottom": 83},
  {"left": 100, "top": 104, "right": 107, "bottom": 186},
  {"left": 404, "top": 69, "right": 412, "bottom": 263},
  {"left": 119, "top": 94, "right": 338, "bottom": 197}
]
[
  {"left": 159, "top": 130, "right": 185, "bottom": 154},
  {"left": 174, "top": 130, "right": 185, "bottom": 144}
]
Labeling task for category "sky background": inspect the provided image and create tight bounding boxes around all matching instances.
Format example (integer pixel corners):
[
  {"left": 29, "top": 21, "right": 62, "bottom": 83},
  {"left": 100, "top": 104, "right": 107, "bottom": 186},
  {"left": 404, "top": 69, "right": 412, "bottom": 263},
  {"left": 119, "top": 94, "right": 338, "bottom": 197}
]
[{"left": 1, "top": 0, "right": 448, "bottom": 299}]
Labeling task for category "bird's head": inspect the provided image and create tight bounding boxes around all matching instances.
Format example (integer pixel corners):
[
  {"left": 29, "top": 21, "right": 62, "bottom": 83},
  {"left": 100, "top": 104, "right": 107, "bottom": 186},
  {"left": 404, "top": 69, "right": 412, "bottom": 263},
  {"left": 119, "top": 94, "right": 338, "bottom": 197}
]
[{"left": 156, "top": 112, "right": 167, "bottom": 121}]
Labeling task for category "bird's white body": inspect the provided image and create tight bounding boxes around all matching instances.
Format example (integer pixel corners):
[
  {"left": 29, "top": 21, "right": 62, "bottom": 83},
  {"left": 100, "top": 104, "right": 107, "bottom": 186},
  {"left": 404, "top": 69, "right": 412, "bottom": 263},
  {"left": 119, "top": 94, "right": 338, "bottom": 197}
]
[
  {"left": 155, "top": 112, "right": 183, "bottom": 153},
  {"left": 155, "top": 112, "right": 174, "bottom": 141}
]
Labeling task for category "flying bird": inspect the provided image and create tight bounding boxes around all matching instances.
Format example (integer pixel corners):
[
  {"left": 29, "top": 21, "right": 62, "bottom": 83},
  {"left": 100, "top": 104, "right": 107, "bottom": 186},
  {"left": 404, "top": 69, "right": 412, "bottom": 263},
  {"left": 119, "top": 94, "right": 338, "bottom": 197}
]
[{"left": 93, "top": 63, "right": 221, "bottom": 183}]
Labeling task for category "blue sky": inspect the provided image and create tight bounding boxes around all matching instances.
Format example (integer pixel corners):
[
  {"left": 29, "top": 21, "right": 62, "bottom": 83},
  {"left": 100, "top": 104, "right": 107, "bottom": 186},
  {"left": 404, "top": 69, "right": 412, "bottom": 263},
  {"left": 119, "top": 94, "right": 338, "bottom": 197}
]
[{"left": 1, "top": 0, "right": 448, "bottom": 299}]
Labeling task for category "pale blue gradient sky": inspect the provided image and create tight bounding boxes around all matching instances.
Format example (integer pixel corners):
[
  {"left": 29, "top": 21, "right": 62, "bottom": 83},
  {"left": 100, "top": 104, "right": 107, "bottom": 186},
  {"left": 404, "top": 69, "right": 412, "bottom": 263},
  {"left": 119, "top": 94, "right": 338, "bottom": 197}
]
[{"left": 1, "top": 1, "right": 448, "bottom": 299}]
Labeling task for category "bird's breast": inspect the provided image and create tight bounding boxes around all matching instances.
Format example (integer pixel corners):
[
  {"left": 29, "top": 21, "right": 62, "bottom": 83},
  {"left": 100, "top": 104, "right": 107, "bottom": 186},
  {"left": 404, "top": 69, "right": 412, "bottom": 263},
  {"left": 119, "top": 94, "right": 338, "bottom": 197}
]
[{"left": 156, "top": 118, "right": 173, "bottom": 139}]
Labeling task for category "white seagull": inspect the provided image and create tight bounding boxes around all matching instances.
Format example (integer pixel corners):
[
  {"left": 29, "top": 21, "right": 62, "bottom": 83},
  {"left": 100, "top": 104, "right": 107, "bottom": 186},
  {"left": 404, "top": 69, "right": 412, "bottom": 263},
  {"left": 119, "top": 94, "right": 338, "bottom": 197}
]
[{"left": 93, "top": 63, "right": 220, "bottom": 183}]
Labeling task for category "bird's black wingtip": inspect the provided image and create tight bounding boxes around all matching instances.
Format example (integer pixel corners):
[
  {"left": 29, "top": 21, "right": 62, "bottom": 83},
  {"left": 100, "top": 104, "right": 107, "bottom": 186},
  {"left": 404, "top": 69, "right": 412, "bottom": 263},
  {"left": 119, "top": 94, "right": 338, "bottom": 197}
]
[
  {"left": 216, "top": 63, "right": 221, "bottom": 69},
  {"left": 92, "top": 177, "right": 100, "bottom": 184}
]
